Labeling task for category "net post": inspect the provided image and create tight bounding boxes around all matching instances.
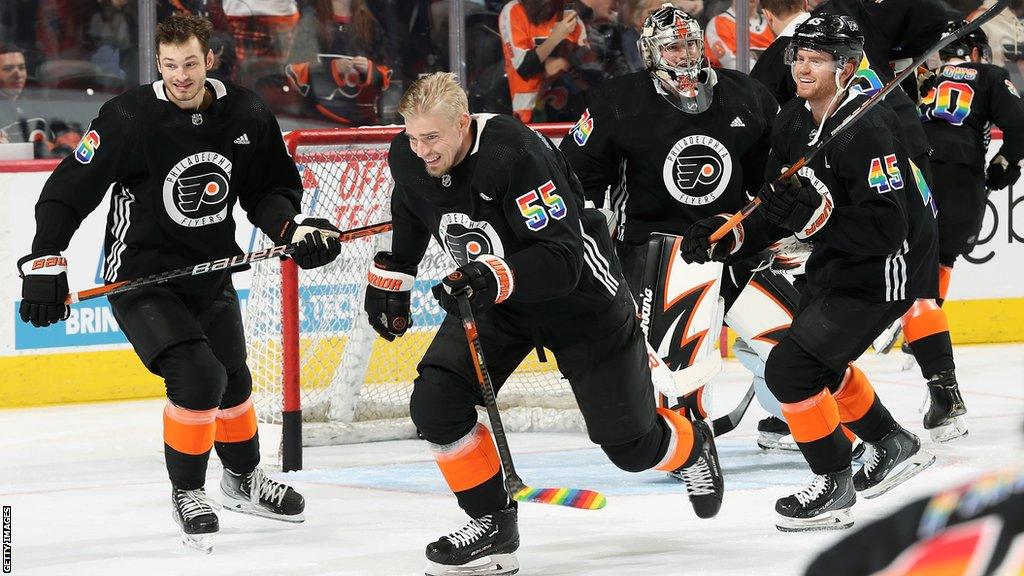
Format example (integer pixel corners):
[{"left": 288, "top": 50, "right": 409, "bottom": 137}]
[{"left": 281, "top": 254, "right": 302, "bottom": 471}]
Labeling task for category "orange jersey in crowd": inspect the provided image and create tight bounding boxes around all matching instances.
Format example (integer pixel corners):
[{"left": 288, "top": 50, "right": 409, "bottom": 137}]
[
  {"left": 499, "top": 1, "right": 586, "bottom": 123},
  {"left": 705, "top": 8, "right": 775, "bottom": 70}
]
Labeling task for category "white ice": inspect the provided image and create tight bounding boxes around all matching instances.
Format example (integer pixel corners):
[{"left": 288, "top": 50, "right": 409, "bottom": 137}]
[{"left": 1, "top": 344, "right": 1022, "bottom": 576}]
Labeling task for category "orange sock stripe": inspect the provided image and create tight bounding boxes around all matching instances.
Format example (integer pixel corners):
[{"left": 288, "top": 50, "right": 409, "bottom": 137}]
[
  {"left": 841, "top": 424, "right": 857, "bottom": 443},
  {"left": 901, "top": 299, "right": 950, "bottom": 343},
  {"left": 431, "top": 423, "right": 501, "bottom": 493},
  {"left": 834, "top": 365, "right": 877, "bottom": 423},
  {"left": 654, "top": 407, "right": 695, "bottom": 472},
  {"left": 938, "top": 266, "right": 952, "bottom": 302},
  {"left": 780, "top": 389, "right": 841, "bottom": 443},
  {"left": 163, "top": 402, "right": 217, "bottom": 455},
  {"left": 215, "top": 397, "right": 258, "bottom": 443}
]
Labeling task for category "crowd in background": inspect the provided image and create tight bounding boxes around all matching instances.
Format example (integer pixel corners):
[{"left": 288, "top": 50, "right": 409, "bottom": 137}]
[{"left": 1, "top": 0, "right": 1023, "bottom": 157}]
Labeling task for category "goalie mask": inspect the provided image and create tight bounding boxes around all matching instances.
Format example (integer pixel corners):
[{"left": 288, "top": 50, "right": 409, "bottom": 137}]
[
  {"left": 639, "top": 5, "right": 714, "bottom": 114},
  {"left": 784, "top": 14, "right": 865, "bottom": 90},
  {"left": 939, "top": 20, "right": 992, "bottom": 62}
]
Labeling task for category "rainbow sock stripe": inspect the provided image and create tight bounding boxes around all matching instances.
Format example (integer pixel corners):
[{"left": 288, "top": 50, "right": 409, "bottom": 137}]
[{"left": 512, "top": 486, "right": 607, "bottom": 510}]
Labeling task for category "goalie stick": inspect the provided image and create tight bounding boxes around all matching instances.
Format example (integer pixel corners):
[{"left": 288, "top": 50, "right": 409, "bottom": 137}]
[
  {"left": 707, "top": 0, "right": 1011, "bottom": 244},
  {"left": 64, "top": 221, "right": 393, "bottom": 304},
  {"left": 455, "top": 292, "right": 608, "bottom": 511}
]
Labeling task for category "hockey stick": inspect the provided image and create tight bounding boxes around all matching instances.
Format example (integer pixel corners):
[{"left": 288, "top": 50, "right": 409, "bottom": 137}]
[
  {"left": 711, "top": 383, "right": 756, "bottom": 437},
  {"left": 708, "top": 0, "right": 1011, "bottom": 244},
  {"left": 64, "top": 221, "right": 393, "bottom": 304},
  {"left": 455, "top": 292, "right": 607, "bottom": 510}
]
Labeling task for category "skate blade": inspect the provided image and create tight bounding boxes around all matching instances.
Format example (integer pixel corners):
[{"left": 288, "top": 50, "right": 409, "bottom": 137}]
[
  {"left": 928, "top": 417, "right": 968, "bottom": 443},
  {"left": 757, "top": 433, "right": 800, "bottom": 452},
  {"left": 861, "top": 451, "right": 936, "bottom": 500},
  {"left": 425, "top": 553, "right": 519, "bottom": 576},
  {"left": 775, "top": 508, "right": 854, "bottom": 532},
  {"left": 221, "top": 496, "right": 305, "bottom": 523},
  {"left": 180, "top": 531, "right": 215, "bottom": 554}
]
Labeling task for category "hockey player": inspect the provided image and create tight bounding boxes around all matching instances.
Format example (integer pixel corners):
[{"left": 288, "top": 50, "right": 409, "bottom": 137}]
[
  {"left": 684, "top": 15, "right": 937, "bottom": 531},
  {"left": 365, "top": 72, "right": 724, "bottom": 576},
  {"left": 910, "top": 22, "right": 1024, "bottom": 442},
  {"left": 559, "top": 4, "right": 804, "bottom": 451},
  {"left": 16, "top": 14, "right": 341, "bottom": 552}
]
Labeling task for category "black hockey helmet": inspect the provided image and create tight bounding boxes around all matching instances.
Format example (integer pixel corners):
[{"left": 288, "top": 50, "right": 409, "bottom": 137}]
[
  {"left": 939, "top": 20, "right": 992, "bottom": 61},
  {"left": 785, "top": 14, "right": 865, "bottom": 68}
]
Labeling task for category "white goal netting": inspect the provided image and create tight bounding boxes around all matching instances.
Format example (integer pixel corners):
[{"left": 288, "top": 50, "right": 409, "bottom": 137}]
[{"left": 245, "top": 127, "right": 585, "bottom": 445}]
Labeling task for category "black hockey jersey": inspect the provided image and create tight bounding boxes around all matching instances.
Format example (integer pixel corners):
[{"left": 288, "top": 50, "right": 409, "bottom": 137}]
[
  {"left": 387, "top": 113, "right": 624, "bottom": 326},
  {"left": 751, "top": 35, "right": 797, "bottom": 106},
  {"left": 32, "top": 79, "right": 302, "bottom": 299},
  {"left": 805, "top": 467, "right": 1024, "bottom": 576},
  {"left": 920, "top": 61, "right": 1024, "bottom": 167},
  {"left": 558, "top": 69, "right": 779, "bottom": 246},
  {"left": 765, "top": 93, "right": 939, "bottom": 302}
]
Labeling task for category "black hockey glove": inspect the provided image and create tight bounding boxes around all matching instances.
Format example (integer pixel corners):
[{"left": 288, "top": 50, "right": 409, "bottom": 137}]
[
  {"left": 17, "top": 251, "right": 71, "bottom": 328},
  {"left": 759, "top": 176, "right": 832, "bottom": 238},
  {"left": 432, "top": 257, "right": 514, "bottom": 316},
  {"left": 985, "top": 154, "right": 1021, "bottom": 191},
  {"left": 680, "top": 214, "right": 743, "bottom": 264},
  {"left": 364, "top": 251, "right": 416, "bottom": 341},
  {"left": 280, "top": 216, "right": 343, "bottom": 270}
]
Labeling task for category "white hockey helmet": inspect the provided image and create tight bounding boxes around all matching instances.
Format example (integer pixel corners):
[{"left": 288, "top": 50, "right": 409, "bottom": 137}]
[{"left": 638, "top": 4, "right": 712, "bottom": 114}]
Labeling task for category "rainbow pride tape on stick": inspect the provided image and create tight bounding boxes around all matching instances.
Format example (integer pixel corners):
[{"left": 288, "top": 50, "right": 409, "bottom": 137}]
[{"left": 513, "top": 486, "right": 608, "bottom": 510}]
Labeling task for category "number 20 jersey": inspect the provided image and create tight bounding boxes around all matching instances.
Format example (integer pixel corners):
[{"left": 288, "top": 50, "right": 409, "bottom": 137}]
[{"left": 386, "top": 113, "right": 625, "bottom": 326}]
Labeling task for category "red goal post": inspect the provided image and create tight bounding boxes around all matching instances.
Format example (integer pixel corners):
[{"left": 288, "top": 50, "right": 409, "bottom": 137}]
[{"left": 246, "top": 123, "right": 575, "bottom": 471}]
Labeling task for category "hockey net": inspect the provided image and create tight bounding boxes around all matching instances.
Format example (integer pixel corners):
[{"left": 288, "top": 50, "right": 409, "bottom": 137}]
[{"left": 245, "top": 125, "right": 585, "bottom": 445}]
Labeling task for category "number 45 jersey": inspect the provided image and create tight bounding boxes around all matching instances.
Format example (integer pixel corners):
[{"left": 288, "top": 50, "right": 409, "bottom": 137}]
[
  {"left": 920, "top": 62, "right": 1024, "bottom": 168},
  {"left": 386, "top": 113, "right": 626, "bottom": 326}
]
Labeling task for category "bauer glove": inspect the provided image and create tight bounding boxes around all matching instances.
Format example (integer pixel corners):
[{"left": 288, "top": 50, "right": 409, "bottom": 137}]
[
  {"left": 759, "top": 176, "right": 833, "bottom": 239},
  {"left": 985, "top": 154, "right": 1021, "bottom": 191},
  {"left": 680, "top": 214, "right": 743, "bottom": 264},
  {"left": 17, "top": 251, "right": 71, "bottom": 328},
  {"left": 280, "top": 215, "right": 342, "bottom": 269},
  {"left": 432, "top": 256, "right": 514, "bottom": 316},
  {"left": 365, "top": 252, "right": 416, "bottom": 341}
]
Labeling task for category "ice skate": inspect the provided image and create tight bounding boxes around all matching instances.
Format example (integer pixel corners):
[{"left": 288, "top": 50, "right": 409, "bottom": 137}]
[
  {"left": 775, "top": 467, "right": 856, "bottom": 532},
  {"left": 220, "top": 467, "right": 305, "bottom": 523},
  {"left": 923, "top": 370, "right": 968, "bottom": 443},
  {"left": 854, "top": 427, "right": 935, "bottom": 499},
  {"left": 756, "top": 416, "right": 799, "bottom": 451},
  {"left": 424, "top": 504, "right": 519, "bottom": 576},
  {"left": 669, "top": 419, "right": 724, "bottom": 519},
  {"left": 171, "top": 487, "right": 220, "bottom": 554},
  {"left": 872, "top": 320, "right": 902, "bottom": 354}
]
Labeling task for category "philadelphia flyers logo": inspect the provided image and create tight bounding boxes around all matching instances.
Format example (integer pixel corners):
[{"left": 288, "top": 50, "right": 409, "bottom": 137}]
[
  {"left": 438, "top": 213, "right": 505, "bottom": 265},
  {"left": 662, "top": 135, "right": 732, "bottom": 206},
  {"left": 162, "top": 152, "right": 233, "bottom": 227}
]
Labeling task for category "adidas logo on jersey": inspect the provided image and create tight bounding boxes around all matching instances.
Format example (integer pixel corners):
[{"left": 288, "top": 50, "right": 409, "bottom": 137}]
[
  {"left": 730, "top": 117, "right": 745, "bottom": 128},
  {"left": 233, "top": 133, "right": 251, "bottom": 145}
]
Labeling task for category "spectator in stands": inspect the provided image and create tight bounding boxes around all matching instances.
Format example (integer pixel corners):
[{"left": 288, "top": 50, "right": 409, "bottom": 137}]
[
  {"left": 704, "top": 0, "right": 775, "bottom": 70},
  {"left": 223, "top": 0, "right": 300, "bottom": 66},
  {"left": 88, "top": 0, "right": 138, "bottom": 81},
  {"left": 0, "top": 43, "right": 81, "bottom": 157},
  {"left": 285, "top": 0, "right": 393, "bottom": 126},
  {"left": 498, "top": 0, "right": 587, "bottom": 122},
  {"left": 577, "top": 0, "right": 631, "bottom": 78}
]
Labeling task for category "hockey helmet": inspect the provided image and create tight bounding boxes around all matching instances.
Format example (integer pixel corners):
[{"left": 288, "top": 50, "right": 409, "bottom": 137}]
[
  {"left": 785, "top": 14, "right": 865, "bottom": 71},
  {"left": 638, "top": 4, "right": 714, "bottom": 114},
  {"left": 939, "top": 20, "right": 991, "bottom": 62}
]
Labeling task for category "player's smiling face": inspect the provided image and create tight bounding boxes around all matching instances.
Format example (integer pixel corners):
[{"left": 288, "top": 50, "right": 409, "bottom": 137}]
[
  {"left": 405, "top": 108, "right": 472, "bottom": 178},
  {"left": 791, "top": 48, "right": 840, "bottom": 103},
  {"left": 157, "top": 37, "right": 214, "bottom": 110}
]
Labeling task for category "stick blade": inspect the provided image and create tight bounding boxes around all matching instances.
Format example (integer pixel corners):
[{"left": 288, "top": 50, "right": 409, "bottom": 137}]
[{"left": 512, "top": 486, "right": 607, "bottom": 510}]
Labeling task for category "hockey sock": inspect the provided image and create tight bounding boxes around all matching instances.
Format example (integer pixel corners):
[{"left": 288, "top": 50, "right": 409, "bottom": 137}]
[
  {"left": 653, "top": 407, "right": 697, "bottom": 472},
  {"left": 214, "top": 397, "right": 260, "bottom": 475},
  {"left": 832, "top": 365, "right": 895, "bottom": 443},
  {"left": 900, "top": 299, "right": 955, "bottom": 379},
  {"left": 430, "top": 423, "right": 507, "bottom": 518},
  {"left": 781, "top": 389, "right": 849, "bottom": 475},
  {"left": 937, "top": 265, "right": 952, "bottom": 306},
  {"left": 163, "top": 401, "right": 217, "bottom": 489}
]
